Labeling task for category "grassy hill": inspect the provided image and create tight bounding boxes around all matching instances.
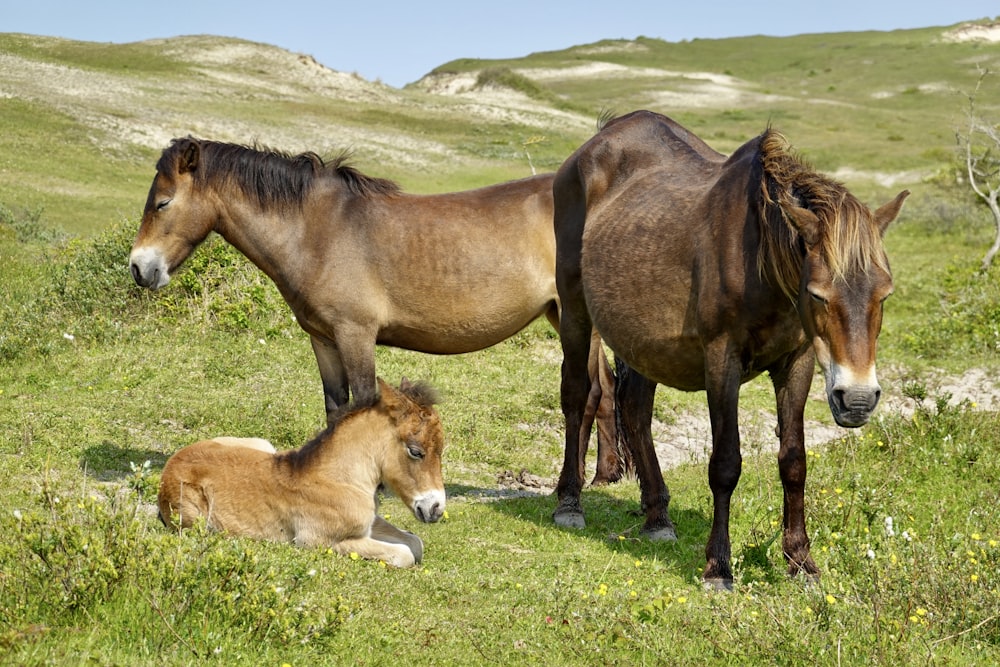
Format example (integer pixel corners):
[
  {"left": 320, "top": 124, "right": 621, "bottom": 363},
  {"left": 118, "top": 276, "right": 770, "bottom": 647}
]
[
  {"left": 2, "top": 21, "right": 999, "bottom": 235},
  {"left": 3, "top": 20, "right": 1000, "bottom": 665}
]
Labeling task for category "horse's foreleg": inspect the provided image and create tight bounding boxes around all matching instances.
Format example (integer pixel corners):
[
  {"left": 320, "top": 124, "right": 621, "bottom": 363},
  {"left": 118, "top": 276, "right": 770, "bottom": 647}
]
[
  {"left": 332, "top": 535, "right": 417, "bottom": 568},
  {"left": 772, "top": 347, "right": 820, "bottom": 581},
  {"left": 310, "top": 335, "right": 349, "bottom": 425},
  {"left": 616, "top": 362, "right": 673, "bottom": 539},
  {"left": 333, "top": 323, "right": 380, "bottom": 406},
  {"left": 703, "top": 341, "right": 744, "bottom": 590},
  {"left": 370, "top": 515, "right": 425, "bottom": 563}
]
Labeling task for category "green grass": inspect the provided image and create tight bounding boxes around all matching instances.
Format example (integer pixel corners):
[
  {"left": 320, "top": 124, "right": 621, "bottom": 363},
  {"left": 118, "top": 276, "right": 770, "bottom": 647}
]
[
  {"left": 4, "top": 24, "right": 1000, "bottom": 665},
  {"left": 3, "top": 176, "right": 1000, "bottom": 664}
]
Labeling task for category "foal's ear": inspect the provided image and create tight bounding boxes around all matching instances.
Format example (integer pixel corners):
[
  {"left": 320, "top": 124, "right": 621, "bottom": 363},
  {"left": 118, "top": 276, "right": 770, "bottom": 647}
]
[
  {"left": 178, "top": 140, "right": 200, "bottom": 174},
  {"left": 786, "top": 206, "right": 821, "bottom": 247},
  {"left": 874, "top": 190, "right": 910, "bottom": 235}
]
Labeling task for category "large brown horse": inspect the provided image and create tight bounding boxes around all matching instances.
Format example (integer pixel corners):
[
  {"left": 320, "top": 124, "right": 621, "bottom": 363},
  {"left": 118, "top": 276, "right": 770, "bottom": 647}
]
[
  {"left": 129, "top": 139, "right": 623, "bottom": 483},
  {"left": 159, "top": 378, "right": 445, "bottom": 567},
  {"left": 553, "top": 111, "right": 908, "bottom": 589}
]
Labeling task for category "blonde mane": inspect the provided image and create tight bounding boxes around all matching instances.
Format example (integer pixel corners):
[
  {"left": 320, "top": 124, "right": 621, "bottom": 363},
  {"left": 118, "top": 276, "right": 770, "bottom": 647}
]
[{"left": 757, "top": 130, "right": 889, "bottom": 299}]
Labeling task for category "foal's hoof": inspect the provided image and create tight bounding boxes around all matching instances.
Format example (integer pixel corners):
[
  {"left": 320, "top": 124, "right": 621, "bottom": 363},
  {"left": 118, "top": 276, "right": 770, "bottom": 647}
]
[
  {"left": 702, "top": 577, "right": 734, "bottom": 592},
  {"left": 408, "top": 535, "right": 425, "bottom": 564},
  {"left": 553, "top": 498, "right": 586, "bottom": 529}
]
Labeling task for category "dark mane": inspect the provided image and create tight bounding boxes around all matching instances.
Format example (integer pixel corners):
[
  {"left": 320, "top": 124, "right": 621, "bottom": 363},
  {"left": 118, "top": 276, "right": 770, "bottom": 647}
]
[
  {"left": 753, "top": 129, "right": 889, "bottom": 299},
  {"left": 275, "top": 380, "right": 438, "bottom": 472},
  {"left": 159, "top": 138, "right": 401, "bottom": 211}
]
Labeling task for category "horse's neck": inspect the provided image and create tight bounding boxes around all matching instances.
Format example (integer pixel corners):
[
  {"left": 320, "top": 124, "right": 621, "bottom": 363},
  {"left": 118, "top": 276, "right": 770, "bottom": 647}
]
[{"left": 213, "top": 199, "right": 308, "bottom": 288}]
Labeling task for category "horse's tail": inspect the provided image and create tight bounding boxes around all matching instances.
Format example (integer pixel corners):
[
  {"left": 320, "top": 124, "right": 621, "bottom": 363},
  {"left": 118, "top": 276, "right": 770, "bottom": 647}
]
[{"left": 613, "top": 355, "right": 637, "bottom": 478}]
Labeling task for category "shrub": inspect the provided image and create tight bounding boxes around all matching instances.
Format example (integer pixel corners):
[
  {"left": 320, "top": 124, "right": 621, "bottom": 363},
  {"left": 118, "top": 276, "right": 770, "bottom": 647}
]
[{"left": 0, "top": 220, "right": 295, "bottom": 363}]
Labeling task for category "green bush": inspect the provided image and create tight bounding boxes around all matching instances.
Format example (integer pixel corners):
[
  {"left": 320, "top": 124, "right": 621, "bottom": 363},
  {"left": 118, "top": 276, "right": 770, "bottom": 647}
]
[
  {"left": 0, "top": 220, "right": 296, "bottom": 363},
  {"left": 900, "top": 260, "right": 1000, "bottom": 358}
]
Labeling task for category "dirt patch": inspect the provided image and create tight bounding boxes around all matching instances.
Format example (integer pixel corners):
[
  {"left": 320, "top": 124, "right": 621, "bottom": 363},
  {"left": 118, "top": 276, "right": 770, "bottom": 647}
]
[{"left": 943, "top": 22, "right": 1000, "bottom": 43}]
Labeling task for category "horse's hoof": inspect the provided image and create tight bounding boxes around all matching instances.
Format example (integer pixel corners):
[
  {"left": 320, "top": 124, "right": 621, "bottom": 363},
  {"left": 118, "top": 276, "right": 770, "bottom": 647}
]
[
  {"left": 702, "top": 577, "right": 734, "bottom": 592},
  {"left": 553, "top": 497, "right": 586, "bottom": 529},
  {"left": 641, "top": 524, "right": 677, "bottom": 542},
  {"left": 793, "top": 571, "right": 820, "bottom": 588},
  {"left": 409, "top": 536, "right": 425, "bottom": 564},
  {"left": 553, "top": 510, "right": 586, "bottom": 529}
]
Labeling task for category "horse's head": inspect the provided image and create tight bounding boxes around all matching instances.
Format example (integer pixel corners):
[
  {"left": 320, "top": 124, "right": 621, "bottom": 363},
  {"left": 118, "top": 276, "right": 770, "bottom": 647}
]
[
  {"left": 788, "top": 190, "right": 909, "bottom": 427},
  {"left": 377, "top": 378, "right": 446, "bottom": 523},
  {"left": 129, "top": 138, "right": 215, "bottom": 290}
]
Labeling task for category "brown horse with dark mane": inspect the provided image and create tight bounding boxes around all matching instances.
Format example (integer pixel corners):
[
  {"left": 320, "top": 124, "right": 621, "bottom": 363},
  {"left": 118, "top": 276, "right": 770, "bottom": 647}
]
[
  {"left": 553, "top": 110, "right": 908, "bottom": 589},
  {"left": 129, "top": 139, "right": 623, "bottom": 483}
]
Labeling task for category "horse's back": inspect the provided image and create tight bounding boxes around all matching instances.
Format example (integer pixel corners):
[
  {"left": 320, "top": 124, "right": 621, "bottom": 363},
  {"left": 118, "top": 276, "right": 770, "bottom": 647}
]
[
  {"left": 158, "top": 440, "right": 277, "bottom": 530},
  {"left": 332, "top": 172, "right": 562, "bottom": 352},
  {"left": 208, "top": 436, "right": 276, "bottom": 453}
]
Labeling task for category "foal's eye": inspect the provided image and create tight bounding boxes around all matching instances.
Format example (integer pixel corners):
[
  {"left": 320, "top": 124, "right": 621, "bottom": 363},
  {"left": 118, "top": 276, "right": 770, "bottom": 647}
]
[
  {"left": 406, "top": 444, "right": 425, "bottom": 460},
  {"left": 155, "top": 199, "right": 172, "bottom": 211}
]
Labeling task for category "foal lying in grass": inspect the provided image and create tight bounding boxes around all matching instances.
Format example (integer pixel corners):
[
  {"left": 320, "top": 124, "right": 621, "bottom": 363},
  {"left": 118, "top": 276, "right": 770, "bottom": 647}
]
[{"left": 158, "top": 378, "right": 445, "bottom": 567}]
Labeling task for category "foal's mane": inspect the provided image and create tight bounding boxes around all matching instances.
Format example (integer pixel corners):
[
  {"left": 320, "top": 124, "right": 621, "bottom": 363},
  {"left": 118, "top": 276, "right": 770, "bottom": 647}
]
[
  {"left": 754, "top": 129, "right": 889, "bottom": 300},
  {"left": 161, "top": 138, "right": 401, "bottom": 210},
  {"left": 276, "top": 380, "right": 439, "bottom": 471}
]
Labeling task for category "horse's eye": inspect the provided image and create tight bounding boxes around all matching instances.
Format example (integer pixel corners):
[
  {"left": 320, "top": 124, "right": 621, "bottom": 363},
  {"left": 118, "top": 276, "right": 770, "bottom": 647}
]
[
  {"left": 808, "top": 290, "right": 827, "bottom": 305},
  {"left": 406, "top": 444, "right": 425, "bottom": 460},
  {"left": 156, "top": 199, "right": 172, "bottom": 211}
]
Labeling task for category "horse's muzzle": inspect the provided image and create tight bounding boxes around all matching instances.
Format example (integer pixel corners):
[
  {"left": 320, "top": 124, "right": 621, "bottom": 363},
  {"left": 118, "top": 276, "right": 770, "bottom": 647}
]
[
  {"left": 413, "top": 491, "right": 446, "bottom": 523},
  {"left": 829, "top": 384, "right": 881, "bottom": 428},
  {"left": 129, "top": 248, "right": 170, "bottom": 290}
]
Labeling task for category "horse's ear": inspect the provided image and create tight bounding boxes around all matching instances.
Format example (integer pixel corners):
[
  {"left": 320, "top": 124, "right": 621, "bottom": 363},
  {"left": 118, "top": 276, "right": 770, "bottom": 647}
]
[
  {"left": 786, "top": 206, "right": 821, "bottom": 247},
  {"left": 874, "top": 190, "right": 910, "bottom": 235},
  {"left": 399, "top": 377, "right": 412, "bottom": 393},
  {"left": 178, "top": 140, "right": 200, "bottom": 174}
]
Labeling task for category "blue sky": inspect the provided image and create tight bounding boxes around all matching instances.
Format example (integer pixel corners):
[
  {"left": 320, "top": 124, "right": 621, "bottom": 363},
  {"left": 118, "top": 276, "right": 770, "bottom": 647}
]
[{"left": 5, "top": 1, "right": 998, "bottom": 88}]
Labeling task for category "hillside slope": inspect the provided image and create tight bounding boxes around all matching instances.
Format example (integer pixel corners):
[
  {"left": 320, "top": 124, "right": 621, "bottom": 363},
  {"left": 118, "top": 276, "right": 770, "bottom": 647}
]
[{"left": 1, "top": 21, "right": 998, "bottom": 235}]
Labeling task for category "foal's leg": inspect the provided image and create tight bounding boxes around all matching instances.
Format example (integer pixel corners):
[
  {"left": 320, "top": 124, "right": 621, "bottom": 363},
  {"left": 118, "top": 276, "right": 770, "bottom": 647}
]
[
  {"left": 702, "top": 341, "right": 744, "bottom": 590},
  {"left": 332, "top": 535, "right": 417, "bottom": 568},
  {"left": 370, "top": 515, "right": 424, "bottom": 564},
  {"left": 310, "top": 335, "right": 349, "bottom": 424},
  {"left": 616, "top": 361, "right": 674, "bottom": 539},
  {"left": 771, "top": 347, "right": 820, "bottom": 580}
]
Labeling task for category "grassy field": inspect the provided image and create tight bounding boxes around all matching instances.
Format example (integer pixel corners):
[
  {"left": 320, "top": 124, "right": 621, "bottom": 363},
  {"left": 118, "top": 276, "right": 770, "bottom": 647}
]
[{"left": 3, "top": 21, "right": 1000, "bottom": 665}]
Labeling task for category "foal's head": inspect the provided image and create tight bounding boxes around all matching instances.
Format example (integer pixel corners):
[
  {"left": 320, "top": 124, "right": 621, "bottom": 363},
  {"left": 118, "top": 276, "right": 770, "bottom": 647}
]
[
  {"left": 758, "top": 131, "right": 908, "bottom": 427},
  {"left": 376, "top": 378, "right": 446, "bottom": 523}
]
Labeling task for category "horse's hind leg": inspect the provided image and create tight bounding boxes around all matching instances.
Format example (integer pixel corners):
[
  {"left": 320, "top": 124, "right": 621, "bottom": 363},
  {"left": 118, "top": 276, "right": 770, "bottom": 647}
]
[
  {"left": 616, "top": 360, "right": 675, "bottom": 541},
  {"left": 588, "top": 338, "right": 625, "bottom": 485}
]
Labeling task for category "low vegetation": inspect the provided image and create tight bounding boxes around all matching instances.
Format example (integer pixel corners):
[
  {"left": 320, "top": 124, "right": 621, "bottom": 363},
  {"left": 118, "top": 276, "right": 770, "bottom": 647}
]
[{"left": 3, "top": 21, "right": 1000, "bottom": 665}]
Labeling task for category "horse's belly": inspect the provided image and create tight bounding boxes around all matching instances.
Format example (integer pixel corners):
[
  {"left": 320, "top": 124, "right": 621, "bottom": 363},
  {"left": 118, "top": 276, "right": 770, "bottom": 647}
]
[
  {"left": 597, "top": 323, "right": 706, "bottom": 391},
  {"left": 378, "top": 291, "right": 552, "bottom": 353}
]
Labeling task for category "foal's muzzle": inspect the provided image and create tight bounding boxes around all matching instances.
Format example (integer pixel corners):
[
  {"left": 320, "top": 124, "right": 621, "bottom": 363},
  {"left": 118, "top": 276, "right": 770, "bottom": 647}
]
[{"left": 413, "top": 491, "right": 446, "bottom": 523}]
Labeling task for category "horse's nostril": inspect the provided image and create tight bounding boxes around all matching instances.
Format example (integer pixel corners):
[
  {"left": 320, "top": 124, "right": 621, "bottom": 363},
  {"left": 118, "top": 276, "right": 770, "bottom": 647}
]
[
  {"left": 831, "top": 388, "right": 847, "bottom": 412},
  {"left": 130, "top": 262, "right": 141, "bottom": 284}
]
